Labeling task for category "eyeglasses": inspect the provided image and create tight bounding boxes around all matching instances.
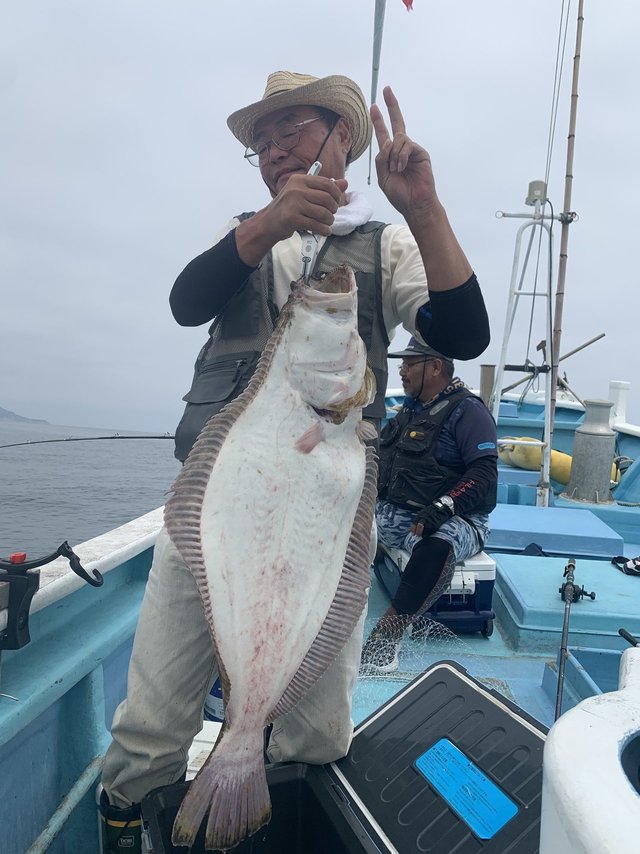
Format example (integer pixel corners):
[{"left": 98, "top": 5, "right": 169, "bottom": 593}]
[
  {"left": 399, "top": 358, "right": 437, "bottom": 370},
  {"left": 244, "top": 117, "right": 324, "bottom": 166}
]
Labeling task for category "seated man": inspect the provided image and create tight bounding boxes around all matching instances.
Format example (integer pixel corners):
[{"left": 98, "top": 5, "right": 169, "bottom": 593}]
[{"left": 361, "top": 336, "right": 498, "bottom": 673}]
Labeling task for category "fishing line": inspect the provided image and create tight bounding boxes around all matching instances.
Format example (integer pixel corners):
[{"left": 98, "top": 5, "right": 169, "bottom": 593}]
[
  {"left": 521, "top": 225, "right": 543, "bottom": 361},
  {"left": 0, "top": 434, "right": 174, "bottom": 450},
  {"left": 522, "top": 202, "right": 557, "bottom": 367},
  {"left": 534, "top": 2, "right": 571, "bottom": 384},
  {"left": 513, "top": 3, "right": 571, "bottom": 370},
  {"left": 544, "top": 0, "right": 573, "bottom": 187}
]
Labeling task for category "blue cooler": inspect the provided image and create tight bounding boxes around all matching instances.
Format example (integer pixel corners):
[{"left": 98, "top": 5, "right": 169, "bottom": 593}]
[{"left": 374, "top": 545, "right": 496, "bottom": 636}]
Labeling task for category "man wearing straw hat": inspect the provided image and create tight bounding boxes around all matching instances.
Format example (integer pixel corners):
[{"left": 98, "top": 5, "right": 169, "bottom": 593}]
[
  {"left": 99, "top": 70, "right": 489, "bottom": 848},
  {"left": 169, "top": 71, "right": 489, "bottom": 460}
]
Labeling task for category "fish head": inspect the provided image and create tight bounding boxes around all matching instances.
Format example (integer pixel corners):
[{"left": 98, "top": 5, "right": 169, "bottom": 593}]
[{"left": 287, "top": 266, "right": 375, "bottom": 416}]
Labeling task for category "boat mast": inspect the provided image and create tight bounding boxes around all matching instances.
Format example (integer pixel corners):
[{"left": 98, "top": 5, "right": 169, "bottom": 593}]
[
  {"left": 490, "top": 2, "right": 586, "bottom": 507},
  {"left": 547, "top": 0, "right": 585, "bottom": 450}
]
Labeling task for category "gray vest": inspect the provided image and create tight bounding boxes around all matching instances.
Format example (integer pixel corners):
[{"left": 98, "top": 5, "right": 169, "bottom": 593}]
[{"left": 173, "top": 218, "right": 390, "bottom": 462}]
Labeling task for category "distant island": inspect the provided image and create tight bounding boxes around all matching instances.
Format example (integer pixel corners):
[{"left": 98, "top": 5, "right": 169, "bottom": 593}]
[{"left": 0, "top": 405, "right": 49, "bottom": 424}]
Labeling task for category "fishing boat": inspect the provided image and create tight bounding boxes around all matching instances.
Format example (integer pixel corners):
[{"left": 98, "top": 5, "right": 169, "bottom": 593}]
[
  {"left": 4, "top": 340, "right": 640, "bottom": 853},
  {"left": 3, "top": 2, "right": 640, "bottom": 852},
  {"left": 3, "top": 368, "right": 640, "bottom": 853}
]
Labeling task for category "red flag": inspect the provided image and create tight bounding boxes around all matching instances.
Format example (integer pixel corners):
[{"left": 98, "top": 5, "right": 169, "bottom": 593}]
[{"left": 402, "top": 0, "right": 413, "bottom": 9}]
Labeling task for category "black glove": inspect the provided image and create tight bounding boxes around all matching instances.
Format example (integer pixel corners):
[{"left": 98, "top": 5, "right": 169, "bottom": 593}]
[{"left": 412, "top": 503, "right": 452, "bottom": 537}]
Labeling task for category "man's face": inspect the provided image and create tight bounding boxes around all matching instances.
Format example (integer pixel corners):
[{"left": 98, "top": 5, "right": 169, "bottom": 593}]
[
  {"left": 251, "top": 105, "right": 351, "bottom": 197},
  {"left": 398, "top": 358, "right": 441, "bottom": 401}
]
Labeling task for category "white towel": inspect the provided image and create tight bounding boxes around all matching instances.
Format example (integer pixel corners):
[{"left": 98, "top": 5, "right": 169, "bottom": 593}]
[{"left": 330, "top": 191, "right": 374, "bottom": 236}]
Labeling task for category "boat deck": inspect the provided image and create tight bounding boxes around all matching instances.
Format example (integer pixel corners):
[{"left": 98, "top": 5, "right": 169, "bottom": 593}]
[
  {"left": 353, "top": 500, "right": 640, "bottom": 733},
  {"left": 3, "top": 501, "right": 639, "bottom": 853},
  {"left": 355, "top": 574, "right": 558, "bottom": 730},
  {"left": 190, "top": 539, "right": 638, "bottom": 773}
]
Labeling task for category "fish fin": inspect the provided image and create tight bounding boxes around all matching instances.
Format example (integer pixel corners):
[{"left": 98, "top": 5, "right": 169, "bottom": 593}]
[
  {"left": 295, "top": 420, "right": 326, "bottom": 453},
  {"left": 172, "top": 728, "right": 270, "bottom": 851},
  {"left": 357, "top": 419, "right": 378, "bottom": 442},
  {"left": 270, "top": 445, "right": 378, "bottom": 720},
  {"left": 164, "top": 294, "right": 297, "bottom": 604}
]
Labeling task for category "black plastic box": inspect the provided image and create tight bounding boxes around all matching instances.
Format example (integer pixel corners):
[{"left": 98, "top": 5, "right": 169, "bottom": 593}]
[
  {"left": 143, "top": 661, "right": 546, "bottom": 853},
  {"left": 142, "top": 762, "right": 380, "bottom": 853}
]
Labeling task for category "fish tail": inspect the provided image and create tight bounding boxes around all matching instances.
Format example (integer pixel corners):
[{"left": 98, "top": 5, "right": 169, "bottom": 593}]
[{"left": 171, "top": 729, "right": 270, "bottom": 850}]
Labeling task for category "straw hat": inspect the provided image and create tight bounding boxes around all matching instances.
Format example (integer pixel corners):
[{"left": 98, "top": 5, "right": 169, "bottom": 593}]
[{"left": 227, "top": 71, "right": 372, "bottom": 162}]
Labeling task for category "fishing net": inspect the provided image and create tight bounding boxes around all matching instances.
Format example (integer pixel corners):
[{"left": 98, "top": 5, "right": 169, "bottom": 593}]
[
  {"left": 356, "top": 616, "right": 466, "bottom": 723},
  {"left": 358, "top": 545, "right": 474, "bottom": 678},
  {"left": 356, "top": 614, "right": 505, "bottom": 712},
  {"left": 359, "top": 614, "right": 468, "bottom": 678},
  {"left": 355, "top": 543, "right": 508, "bottom": 720}
]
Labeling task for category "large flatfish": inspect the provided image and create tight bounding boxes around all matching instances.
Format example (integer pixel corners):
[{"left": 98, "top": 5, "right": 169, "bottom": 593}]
[{"left": 165, "top": 265, "right": 378, "bottom": 850}]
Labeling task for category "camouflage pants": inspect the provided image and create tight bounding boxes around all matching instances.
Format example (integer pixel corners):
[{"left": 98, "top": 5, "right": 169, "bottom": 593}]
[{"left": 375, "top": 500, "right": 490, "bottom": 562}]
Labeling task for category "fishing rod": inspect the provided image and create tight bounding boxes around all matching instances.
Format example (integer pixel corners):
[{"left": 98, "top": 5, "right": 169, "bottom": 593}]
[
  {"left": 0, "top": 434, "right": 174, "bottom": 450},
  {"left": 368, "top": 0, "right": 387, "bottom": 184},
  {"left": 555, "top": 557, "right": 596, "bottom": 720},
  {"left": 367, "top": 0, "right": 413, "bottom": 184}
]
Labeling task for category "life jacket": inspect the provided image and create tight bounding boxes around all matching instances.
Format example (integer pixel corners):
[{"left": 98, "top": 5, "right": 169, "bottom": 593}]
[
  {"left": 173, "top": 217, "right": 390, "bottom": 462},
  {"left": 377, "top": 388, "right": 490, "bottom": 511}
]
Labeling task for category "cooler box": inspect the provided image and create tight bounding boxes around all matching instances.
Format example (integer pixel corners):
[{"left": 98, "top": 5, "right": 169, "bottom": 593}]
[
  {"left": 374, "top": 546, "right": 496, "bottom": 636},
  {"left": 142, "top": 661, "right": 546, "bottom": 853}
]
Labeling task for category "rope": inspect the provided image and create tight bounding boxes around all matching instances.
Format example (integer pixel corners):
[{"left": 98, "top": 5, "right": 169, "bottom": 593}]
[
  {"left": 518, "top": 3, "right": 573, "bottom": 370},
  {"left": 544, "top": 0, "right": 573, "bottom": 187}
]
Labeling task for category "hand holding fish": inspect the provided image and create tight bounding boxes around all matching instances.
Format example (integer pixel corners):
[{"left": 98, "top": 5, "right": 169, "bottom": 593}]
[
  {"left": 266, "top": 173, "right": 347, "bottom": 239},
  {"left": 371, "top": 86, "right": 437, "bottom": 219},
  {"left": 236, "top": 174, "right": 348, "bottom": 266}
]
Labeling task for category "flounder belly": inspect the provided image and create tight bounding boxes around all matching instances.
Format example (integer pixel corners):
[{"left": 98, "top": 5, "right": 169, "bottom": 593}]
[
  {"left": 199, "top": 379, "right": 366, "bottom": 721},
  {"left": 168, "top": 266, "right": 378, "bottom": 852}
]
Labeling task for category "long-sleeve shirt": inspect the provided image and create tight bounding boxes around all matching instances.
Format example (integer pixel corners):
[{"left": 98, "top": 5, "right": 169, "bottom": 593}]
[{"left": 170, "top": 217, "right": 489, "bottom": 361}]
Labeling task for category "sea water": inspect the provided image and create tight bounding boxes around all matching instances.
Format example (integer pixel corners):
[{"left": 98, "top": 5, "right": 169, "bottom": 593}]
[{"left": 0, "top": 419, "right": 180, "bottom": 558}]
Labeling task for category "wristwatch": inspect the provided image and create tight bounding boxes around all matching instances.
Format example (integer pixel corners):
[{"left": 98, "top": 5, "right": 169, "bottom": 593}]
[{"left": 434, "top": 495, "right": 455, "bottom": 515}]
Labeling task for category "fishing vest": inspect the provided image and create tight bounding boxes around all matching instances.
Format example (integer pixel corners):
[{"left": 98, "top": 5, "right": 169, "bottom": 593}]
[
  {"left": 173, "top": 217, "right": 390, "bottom": 462},
  {"left": 378, "top": 388, "right": 492, "bottom": 511}
]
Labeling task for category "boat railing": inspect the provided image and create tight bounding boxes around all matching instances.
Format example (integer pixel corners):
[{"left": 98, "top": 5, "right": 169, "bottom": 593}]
[
  {"left": 1, "top": 507, "right": 164, "bottom": 853},
  {"left": 0, "top": 507, "right": 163, "bottom": 636},
  {"left": 609, "top": 381, "right": 640, "bottom": 438}
]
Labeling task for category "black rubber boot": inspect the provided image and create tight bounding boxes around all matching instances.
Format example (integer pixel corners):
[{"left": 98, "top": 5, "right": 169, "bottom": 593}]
[{"left": 98, "top": 788, "right": 142, "bottom": 854}]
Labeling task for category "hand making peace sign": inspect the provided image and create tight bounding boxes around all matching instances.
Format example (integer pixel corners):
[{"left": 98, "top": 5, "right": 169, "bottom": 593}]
[{"left": 370, "top": 86, "right": 438, "bottom": 218}]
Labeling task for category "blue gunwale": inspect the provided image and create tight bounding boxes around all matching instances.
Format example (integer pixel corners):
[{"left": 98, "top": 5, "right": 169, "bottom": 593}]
[{"left": 2, "top": 401, "right": 640, "bottom": 852}]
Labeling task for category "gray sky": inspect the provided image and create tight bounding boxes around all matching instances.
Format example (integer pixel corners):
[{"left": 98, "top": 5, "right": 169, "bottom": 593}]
[{"left": 2, "top": 0, "right": 639, "bottom": 431}]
